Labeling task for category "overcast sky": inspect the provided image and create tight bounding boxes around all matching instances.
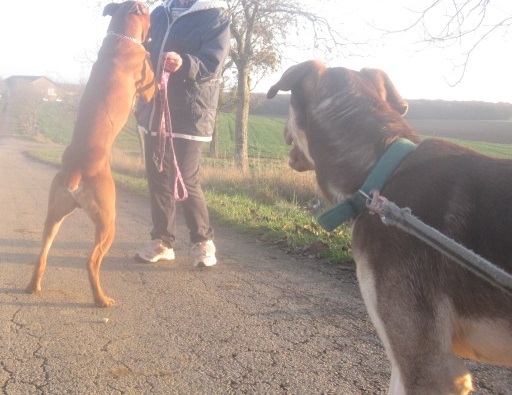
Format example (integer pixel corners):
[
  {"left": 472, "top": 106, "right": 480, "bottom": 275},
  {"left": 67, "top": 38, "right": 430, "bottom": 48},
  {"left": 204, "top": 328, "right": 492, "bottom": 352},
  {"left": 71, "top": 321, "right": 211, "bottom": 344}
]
[{"left": 1, "top": 0, "right": 511, "bottom": 103}]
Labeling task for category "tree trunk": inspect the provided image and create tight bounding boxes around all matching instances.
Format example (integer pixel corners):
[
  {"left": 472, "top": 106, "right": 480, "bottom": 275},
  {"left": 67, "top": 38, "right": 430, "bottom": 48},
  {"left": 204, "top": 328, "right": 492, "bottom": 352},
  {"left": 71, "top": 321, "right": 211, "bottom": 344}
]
[{"left": 235, "top": 65, "right": 250, "bottom": 172}]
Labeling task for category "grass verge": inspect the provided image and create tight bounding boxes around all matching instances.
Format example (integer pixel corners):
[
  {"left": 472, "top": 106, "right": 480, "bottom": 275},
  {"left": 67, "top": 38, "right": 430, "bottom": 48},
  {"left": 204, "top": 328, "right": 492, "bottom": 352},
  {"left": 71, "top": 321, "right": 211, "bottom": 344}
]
[{"left": 26, "top": 148, "right": 355, "bottom": 266}]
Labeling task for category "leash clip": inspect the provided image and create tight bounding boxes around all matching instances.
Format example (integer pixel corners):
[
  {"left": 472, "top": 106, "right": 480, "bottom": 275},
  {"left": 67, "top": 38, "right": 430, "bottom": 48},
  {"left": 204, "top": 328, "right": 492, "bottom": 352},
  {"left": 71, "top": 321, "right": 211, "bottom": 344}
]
[{"left": 364, "top": 190, "right": 390, "bottom": 223}]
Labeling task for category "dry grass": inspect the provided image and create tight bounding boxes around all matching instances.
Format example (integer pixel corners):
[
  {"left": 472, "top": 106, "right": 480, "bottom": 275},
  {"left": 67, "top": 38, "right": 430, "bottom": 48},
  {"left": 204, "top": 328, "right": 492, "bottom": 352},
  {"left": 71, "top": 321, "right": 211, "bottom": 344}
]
[
  {"left": 106, "top": 149, "right": 353, "bottom": 263},
  {"left": 110, "top": 147, "right": 325, "bottom": 210},
  {"left": 200, "top": 157, "right": 323, "bottom": 209}
]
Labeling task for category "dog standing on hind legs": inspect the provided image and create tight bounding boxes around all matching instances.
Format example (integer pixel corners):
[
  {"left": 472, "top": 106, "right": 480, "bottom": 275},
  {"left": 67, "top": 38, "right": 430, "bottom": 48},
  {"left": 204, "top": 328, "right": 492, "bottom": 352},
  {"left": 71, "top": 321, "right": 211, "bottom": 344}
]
[
  {"left": 26, "top": 1, "right": 155, "bottom": 307},
  {"left": 267, "top": 60, "right": 512, "bottom": 394}
]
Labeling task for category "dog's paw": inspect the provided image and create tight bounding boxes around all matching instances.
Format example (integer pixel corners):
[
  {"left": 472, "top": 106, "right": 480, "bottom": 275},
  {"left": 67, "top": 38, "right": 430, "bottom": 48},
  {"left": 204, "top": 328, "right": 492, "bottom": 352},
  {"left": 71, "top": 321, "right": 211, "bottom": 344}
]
[
  {"left": 95, "top": 296, "right": 116, "bottom": 308},
  {"left": 26, "top": 283, "right": 42, "bottom": 294}
]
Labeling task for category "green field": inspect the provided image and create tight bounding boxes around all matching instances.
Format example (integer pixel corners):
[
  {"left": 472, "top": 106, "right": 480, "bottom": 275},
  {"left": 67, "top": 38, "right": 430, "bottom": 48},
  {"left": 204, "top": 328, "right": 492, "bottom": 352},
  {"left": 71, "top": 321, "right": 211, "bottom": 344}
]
[
  {"left": 30, "top": 101, "right": 512, "bottom": 160},
  {"left": 409, "top": 119, "right": 512, "bottom": 159}
]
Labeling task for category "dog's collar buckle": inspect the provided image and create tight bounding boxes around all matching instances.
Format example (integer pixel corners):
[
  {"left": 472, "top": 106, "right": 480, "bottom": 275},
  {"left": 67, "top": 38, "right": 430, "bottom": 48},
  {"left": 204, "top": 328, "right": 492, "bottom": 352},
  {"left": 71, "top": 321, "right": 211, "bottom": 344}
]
[{"left": 317, "top": 138, "right": 417, "bottom": 232}]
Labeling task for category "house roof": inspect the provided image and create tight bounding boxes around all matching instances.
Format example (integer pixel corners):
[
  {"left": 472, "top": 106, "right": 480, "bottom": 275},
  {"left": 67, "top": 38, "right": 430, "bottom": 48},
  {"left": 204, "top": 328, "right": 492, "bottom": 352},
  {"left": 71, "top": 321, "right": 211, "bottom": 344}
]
[{"left": 4, "top": 75, "right": 59, "bottom": 87}]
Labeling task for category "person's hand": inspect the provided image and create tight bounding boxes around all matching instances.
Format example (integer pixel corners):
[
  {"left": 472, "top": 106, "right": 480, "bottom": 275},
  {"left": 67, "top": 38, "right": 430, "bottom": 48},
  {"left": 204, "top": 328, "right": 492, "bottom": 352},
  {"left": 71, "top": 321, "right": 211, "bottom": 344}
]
[{"left": 163, "top": 52, "right": 182, "bottom": 73}]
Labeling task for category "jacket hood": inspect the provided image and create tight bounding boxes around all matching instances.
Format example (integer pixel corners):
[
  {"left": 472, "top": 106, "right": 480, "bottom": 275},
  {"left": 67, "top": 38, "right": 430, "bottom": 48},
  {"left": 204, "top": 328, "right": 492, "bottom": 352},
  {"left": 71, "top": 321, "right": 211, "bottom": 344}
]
[
  {"left": 191, "top": 0, "right": 228, "bottom": 10},
  {"left": 164, "top": 0, "right": 227, "bottom": 12},
  {"left": 170, "top": 1, "right": 228, "bottom": 23}
]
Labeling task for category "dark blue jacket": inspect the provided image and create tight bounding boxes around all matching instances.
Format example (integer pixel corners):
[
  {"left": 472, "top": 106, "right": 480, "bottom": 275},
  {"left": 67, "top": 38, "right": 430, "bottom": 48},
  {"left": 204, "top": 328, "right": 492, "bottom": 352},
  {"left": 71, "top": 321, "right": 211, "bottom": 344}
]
[{"left": 139, "top": 1, "right": 230, "bottom": 141}]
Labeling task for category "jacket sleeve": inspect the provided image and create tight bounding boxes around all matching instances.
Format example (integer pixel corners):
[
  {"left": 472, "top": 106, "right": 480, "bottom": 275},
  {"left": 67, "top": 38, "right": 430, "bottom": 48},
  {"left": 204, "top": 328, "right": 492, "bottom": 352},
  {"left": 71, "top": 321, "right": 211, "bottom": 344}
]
[{"left": 174, "top": 9, "right": 231, "bottom": 82}]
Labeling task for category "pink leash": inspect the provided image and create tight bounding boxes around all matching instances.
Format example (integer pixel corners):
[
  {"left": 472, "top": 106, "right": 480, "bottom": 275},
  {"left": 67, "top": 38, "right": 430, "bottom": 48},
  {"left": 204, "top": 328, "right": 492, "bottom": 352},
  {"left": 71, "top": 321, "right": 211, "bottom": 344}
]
[{"left": 154, "top": 52, "right": 188, "bottom": 201}]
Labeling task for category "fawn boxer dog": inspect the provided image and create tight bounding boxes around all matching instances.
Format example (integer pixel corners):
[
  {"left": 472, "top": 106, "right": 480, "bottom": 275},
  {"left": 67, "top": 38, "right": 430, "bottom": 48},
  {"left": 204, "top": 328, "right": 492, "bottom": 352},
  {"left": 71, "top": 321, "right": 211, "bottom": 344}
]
[
  {"left": 26, "top": 1, "right": 155, "bottom": 307},
  {"left": 267, "top": 60, "right": 512, "bottom": 394}
]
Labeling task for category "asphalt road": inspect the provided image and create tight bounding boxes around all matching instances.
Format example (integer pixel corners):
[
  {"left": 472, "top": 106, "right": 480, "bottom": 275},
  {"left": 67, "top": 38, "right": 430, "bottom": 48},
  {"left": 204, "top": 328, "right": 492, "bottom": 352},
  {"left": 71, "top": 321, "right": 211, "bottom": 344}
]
[{"left": 1, "top": 110, "right": 511, "bottom": 395}]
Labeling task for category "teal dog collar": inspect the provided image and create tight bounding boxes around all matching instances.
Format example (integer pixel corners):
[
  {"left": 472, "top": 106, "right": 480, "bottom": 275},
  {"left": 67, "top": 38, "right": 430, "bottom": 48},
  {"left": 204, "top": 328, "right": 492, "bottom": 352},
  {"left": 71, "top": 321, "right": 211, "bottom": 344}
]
[{"left": 317, "top": 138, "right": 417, "bottom": 231}]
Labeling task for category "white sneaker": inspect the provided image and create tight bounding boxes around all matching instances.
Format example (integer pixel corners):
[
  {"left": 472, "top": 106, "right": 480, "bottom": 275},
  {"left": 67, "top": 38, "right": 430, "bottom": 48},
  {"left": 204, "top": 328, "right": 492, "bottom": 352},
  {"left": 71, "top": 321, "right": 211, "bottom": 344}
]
[
  {"left": 135, "top": 239, "right": 175, "bottom": 263},
  {"left": 191, "top": 240, "right": 217, "bottom": 267}
]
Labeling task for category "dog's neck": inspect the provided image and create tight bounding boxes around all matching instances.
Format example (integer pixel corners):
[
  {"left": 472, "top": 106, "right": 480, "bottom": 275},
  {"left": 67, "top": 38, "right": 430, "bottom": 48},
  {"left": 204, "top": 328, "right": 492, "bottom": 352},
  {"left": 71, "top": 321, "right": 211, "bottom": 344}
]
[
  {"left": 106, "top": 30, "right": 145, "bottom": 46},
  {"left": 317, "top": 138, "right": 417, "bottom": 231}
]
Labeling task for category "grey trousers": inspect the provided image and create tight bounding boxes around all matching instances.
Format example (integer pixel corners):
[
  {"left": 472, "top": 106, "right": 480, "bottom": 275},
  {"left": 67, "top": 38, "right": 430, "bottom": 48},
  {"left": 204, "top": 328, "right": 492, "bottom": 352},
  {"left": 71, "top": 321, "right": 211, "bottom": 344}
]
[{"left": 144, "top": 134, "right": 214, "bottom": 247}]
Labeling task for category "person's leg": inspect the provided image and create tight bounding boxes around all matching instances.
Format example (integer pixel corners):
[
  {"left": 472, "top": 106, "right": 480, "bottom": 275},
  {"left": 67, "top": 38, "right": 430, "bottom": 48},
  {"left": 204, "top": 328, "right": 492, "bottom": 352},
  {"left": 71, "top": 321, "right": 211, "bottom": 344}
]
[
  {"left": 173, "top": 138, "right": 216, "bottom": 266},
  {"left": 135, "top": 134, "right": 175, "bottom": 262},
  {"left": 173, "top": 138, "right": 214, "bottom": 244},
  {"left": 144, "top": 134, "right": 177, "bottom": 247}
]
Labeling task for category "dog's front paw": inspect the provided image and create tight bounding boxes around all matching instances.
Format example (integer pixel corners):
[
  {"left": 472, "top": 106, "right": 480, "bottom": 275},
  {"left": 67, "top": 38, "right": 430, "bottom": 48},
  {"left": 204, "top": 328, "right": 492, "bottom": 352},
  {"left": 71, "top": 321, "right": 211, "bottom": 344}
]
[{"left": 95, "top": 296, "right": 116, "bottom": 308}]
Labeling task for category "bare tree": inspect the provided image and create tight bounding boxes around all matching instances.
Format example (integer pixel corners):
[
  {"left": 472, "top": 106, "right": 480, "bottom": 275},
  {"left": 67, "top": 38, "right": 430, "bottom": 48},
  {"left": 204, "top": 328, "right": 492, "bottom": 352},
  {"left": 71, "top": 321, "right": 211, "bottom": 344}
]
[
  {"left": 210, "top": 75, "right": 235, "bottom": 158},
  {"left": 388, "top": 0, "right": 512, "bottom": 85},
  {"left": 227, "top": 0, "right": 348, "bottom": 171}
]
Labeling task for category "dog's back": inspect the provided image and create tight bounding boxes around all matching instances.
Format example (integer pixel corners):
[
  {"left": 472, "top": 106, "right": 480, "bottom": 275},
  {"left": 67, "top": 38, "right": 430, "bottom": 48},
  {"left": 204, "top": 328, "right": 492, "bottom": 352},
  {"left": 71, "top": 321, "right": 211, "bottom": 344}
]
[
  {"left": 62, "top": 1, "right": 153, "bottom": 190},
  {"left": 355, "top": 137, "right": 512, "bottom": 359}
]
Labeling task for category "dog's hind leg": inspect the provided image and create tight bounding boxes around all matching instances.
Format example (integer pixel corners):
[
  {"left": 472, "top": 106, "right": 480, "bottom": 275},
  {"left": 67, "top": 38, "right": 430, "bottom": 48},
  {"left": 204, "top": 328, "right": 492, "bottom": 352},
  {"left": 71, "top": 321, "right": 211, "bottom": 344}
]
[
  {"left": 87, "top": 219, "right": 115, "bottom": 307},
  {"left": 80, "top": 174, "right": 116, "bottom": 307},
  {"left": 385, "top": 302, "right": 474, "bottom": 395},
  {"left": 396, "top": 351, "right": 473, "bottom": 395},
  {"left": 27, "top": 172, "right": 78, "bottom": 294},
  {"left": 388, "top": 366, "right": 406, "bottom": 395},
  {"left": 357, "top": 254, "right": 473, "bottom": 395}
]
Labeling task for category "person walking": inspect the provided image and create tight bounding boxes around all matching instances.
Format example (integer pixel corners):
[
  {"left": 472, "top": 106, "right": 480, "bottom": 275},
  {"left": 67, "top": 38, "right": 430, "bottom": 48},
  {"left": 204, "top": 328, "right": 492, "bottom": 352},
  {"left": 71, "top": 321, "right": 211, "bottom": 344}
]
[{"left": 135, "top": 0, "right": 230, "bottom": 266}]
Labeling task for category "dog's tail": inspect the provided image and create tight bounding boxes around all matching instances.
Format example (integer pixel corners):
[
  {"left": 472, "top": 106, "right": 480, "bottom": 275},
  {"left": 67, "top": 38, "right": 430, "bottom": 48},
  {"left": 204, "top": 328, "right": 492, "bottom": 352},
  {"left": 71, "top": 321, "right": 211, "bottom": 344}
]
[{"left": 66, "top": 170, "right": 82, "bottom": 192}]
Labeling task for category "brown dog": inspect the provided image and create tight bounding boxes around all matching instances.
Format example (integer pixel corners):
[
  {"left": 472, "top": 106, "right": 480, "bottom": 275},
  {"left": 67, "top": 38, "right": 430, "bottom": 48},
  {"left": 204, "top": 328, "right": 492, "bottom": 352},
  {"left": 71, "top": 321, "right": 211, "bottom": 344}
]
[
  {"left": 26, "top": 1, "right": 155, "bottom": 307},
  {"left": 268, "top": 60, "right": 512, "bottom": 394}
]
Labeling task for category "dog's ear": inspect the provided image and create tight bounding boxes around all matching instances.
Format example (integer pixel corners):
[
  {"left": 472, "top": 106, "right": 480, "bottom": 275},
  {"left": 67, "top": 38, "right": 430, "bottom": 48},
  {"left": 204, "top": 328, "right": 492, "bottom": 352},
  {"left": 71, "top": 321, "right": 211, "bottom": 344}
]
[
  {"left": 267, "top": 60, "right": 326, "bottom": 99},
  {"left": 133, "top": 2, "right": 149, "bottom": 16},
  {"left": 103, "top": 3, "right": 120, "bottom": 17},
  {"left": 360, "top": 68, "right": 409, "bottom": 116}
]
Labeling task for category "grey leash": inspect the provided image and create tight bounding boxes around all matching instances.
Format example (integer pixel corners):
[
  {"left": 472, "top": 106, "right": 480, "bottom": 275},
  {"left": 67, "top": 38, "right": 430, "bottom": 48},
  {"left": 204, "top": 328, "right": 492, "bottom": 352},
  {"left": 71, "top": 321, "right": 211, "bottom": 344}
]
[{"left": 363, "top": 190, "right": 512, "bottom": 296}]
